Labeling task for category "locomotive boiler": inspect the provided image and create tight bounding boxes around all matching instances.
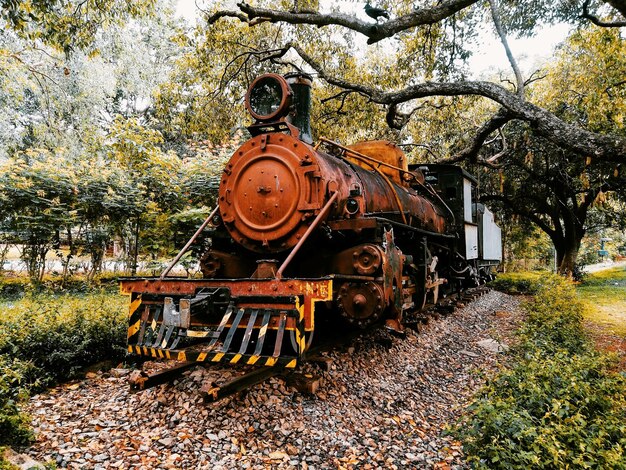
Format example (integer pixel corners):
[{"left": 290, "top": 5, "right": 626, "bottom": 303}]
[{"left": 120, "top": 72, "right": 502, "bottom": 369}]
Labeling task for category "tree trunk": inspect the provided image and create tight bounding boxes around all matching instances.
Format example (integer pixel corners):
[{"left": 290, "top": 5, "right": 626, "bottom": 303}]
[
  {"left": 0, "top": 243, "right": 9, "bottom": 274},
  {"left": 131, "top": 217, "right": 140, "bottom": 276},
  {"left": 61, "top": 227, "right": 75, "bottom": 286},
  {"left": 37, "top": 245, "right": 47, "bottom": 283},
  {"left": 554, "top": 233, "right": 582, "bottom": 278}
]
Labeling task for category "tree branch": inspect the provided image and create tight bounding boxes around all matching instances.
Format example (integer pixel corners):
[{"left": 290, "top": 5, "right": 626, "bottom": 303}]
[
  {"left": 289, "top": 43, "right": 626, "bottom": 162},
  {"left": 582, "top": 0, "right": 626, "bottom": 27},
  {"left": 485, "top": 128, "right": 508, "bottom": 163},
  {"left": 440, "top": 107, "right": 512, "bottom": 164},
  {"left": 207, "top": 0, "right": 479, "bottom": 44},
  {"left": 489, "top": 0, "right": 524, "bottom": 96},
  {"left": 481, "top": 193, "right": 557, "bottom": 237},
  {"left": 213, "top": 29, "right": 626, "bottom": 164}
]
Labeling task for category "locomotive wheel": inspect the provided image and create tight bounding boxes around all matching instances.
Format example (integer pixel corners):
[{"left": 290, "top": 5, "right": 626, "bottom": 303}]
[{"left": 336, "top": 281, "right": 385, "bottom": 328}]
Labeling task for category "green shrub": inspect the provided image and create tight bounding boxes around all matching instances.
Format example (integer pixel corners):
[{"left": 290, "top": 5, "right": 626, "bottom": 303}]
[
  {"left": 0, "top": 357, "right": 36, "bottom": 447},
  {"left": 0, "top": 275, "right": 119, "bottom": 300},
  {"left": 0, "top": 290, "right": 127, "bottom": 451},
  {"left": 519, "top": 275, "right": 588, "bottom": 355},
  {"left": 0, "top": 292, "right": 127, "bottom": 387},
  {"left": 456, "top": 275, "right": 626, "bottom": 469},
  {"left": 489, "top": 271, "right": 545, "bottom": 295}
]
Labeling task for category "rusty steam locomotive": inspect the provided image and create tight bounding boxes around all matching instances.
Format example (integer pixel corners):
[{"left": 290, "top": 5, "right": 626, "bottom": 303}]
[{"left": 120, "top": 72, "right": 502, "bottom": 369}]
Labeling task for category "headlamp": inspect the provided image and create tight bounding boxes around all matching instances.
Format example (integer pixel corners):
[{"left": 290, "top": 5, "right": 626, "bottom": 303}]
[{"left": 245, "top": 73, "right": 292, "bottom": 122}]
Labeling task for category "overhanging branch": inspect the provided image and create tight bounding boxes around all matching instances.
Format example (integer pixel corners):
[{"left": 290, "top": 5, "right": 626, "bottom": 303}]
[
  {"left": 582, "top": 0, "right": 626, "bottom": 27},
  {"left": 443, "top": 107, "right": 513, "bottom": 164},
  {"left": 480, "top": 193, "right": 557, "bottom": 238},
  {"left": 288, "top": 43, "right": 626, "bottom": 162},
  {"left": 207, "top": 0, "right": 479, "bottom": 44}
]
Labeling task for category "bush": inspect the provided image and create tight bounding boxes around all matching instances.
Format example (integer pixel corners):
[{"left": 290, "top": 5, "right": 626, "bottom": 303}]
[
  {"left": 0, "top": 357, "right": 36, "bottom": 447},
  {"left": 519, "top": 275, "right": 588, "bottom": 355},
  {"left": 456, "top": 275, "right": 626, "bottom": 469},
  {"left": 489, "top": 271, "right": 544, "bottom": 295},
  {"left": 0, "top": 275, "right": 119, "bottom": 300},
  {"left": 0, "top": 292, "right": 127, "bottom": 388},
  {"left": 0, "top": 290, "right": 127, "bottom": 452}
]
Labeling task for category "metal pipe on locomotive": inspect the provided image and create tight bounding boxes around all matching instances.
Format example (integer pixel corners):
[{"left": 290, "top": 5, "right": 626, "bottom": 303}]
[{"left": 120, "top": 72, "right": 502, "bottom": 369}]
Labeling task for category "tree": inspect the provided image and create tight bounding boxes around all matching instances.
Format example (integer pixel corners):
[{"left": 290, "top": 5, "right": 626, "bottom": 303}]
[
  {"left": 0, "top": 2, "right": 191, "bottom": 279},
  {"left": 1, "top": 0, "right": 156, "bottom": 53},
  {"left": 104, "top": 116, "right": 182, "bottom": 274},
  {"left": 478, "top": 132, "right": 620, "bottom": 274},
  {"left": 204, "top": 1, "right": 626, "bottom": 161},
  {"left": 475, "top": 26, "right": 626, "bottom": 274},
  {"left": 0, "top": 149, "right": 76, "bottom": 282},
  {"left": 199, "top": 0, "right": 626, "bottom": 275}
]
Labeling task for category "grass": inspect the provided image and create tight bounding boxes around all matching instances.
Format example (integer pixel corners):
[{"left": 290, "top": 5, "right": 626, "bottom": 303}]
[{"left": 577, "top": 266, "right": 626, "bottom": 336}]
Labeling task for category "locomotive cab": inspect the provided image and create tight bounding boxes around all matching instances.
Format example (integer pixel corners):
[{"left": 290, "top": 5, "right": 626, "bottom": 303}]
[{"left": 414, "top": 164, "right": 502, "bottom": 284}]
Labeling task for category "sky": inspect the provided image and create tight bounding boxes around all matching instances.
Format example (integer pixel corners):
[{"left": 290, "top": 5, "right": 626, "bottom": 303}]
[
  {"left": 174, "top": 0, "right": 572, "bottom": 77},
  {"left": 468, "top": 23, "right": 572, "bottom": 77}
]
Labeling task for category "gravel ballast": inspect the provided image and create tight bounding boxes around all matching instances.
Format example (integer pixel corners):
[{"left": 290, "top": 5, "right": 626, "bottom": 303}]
[{"left": 26, "top": 291, "right": 522, "bottom": 469}]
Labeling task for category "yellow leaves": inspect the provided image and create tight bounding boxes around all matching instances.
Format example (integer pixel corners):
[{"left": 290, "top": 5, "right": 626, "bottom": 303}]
[
  {"left": 580, "top": 172, "right": 590, "bottom": 190},
  {"left": 106, "top": 116, "right": 169, "bottom": 171},
  {"left": 533, "top": 27, "right": 626, "bottom": 134}
]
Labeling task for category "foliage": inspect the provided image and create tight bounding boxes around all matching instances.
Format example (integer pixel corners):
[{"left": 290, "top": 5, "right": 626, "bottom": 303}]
[
  {"left": 460, "top": 352, "right": 626, "bottom": 469},
  {"left": 0, "top": 149, "right": 77, "bottom": 281},
  {"left": 0, "top": 356, "right": 35, "bottom": 447},
  {"left": 0, "top": 2, "right": 200, "bottom": 280},
  {"left": 476, "top": 25, "right": 626, "bottom": 276},
  {"left": 0, "top": 292, "right": 127, "bottom": 387},
  {"left": 489, "top": 271, "right": 544, "bottom": 295},
  {"left": 1, "top": 0, "right": 156, "bottom": 53},
  {"left": 518, "top": 276, "right": 588, "bottom": 354},
  {"left": 498, "top": 220, "right": 554, "bottom": 271},
  {"left": 0, "top": 288, "right": 125, "bottom": 451},
  {"left": 457, "top": 275, "right": 626, "bottom": 468},
  {"left": 579, "top": 227, "right": 626, "bottom": 265}
]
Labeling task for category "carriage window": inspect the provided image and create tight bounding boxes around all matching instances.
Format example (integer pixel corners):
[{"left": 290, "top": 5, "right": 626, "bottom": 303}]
[{"left": 446, "top": 187, "right": 457, "bottom": 199}]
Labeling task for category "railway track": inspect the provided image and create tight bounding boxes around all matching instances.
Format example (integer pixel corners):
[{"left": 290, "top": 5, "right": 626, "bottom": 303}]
[
  {"left": 28, "top": 289, "right": 519, "bottom": 469},
  {"left": 128, "top": 286, "right": 491, "bottom": 401}
]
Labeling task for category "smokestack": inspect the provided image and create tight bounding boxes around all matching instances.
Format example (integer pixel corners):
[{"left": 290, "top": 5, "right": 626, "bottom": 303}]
[{"left": 284, "top": 72, "right": 313, "bottom": 144}]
